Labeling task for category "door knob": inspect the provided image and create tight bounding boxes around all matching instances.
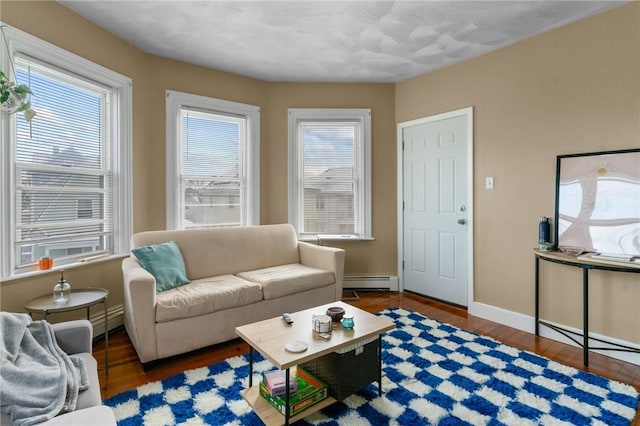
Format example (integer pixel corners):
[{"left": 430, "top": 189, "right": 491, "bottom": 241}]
[{"left": 457, "top": 219, "right": 466, "bottom": 225}]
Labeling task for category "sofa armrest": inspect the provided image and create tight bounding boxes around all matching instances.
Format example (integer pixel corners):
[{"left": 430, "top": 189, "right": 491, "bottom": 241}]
[
  {"left": 52, "top": 320, "right": 93, "bottom": 355},
  {"left": 298, "top": 242, "right": 345, "bottom": 301},
  {"left": 122, "top": 257, "right": 158, "bottom": 363},
  {"left": 39, "top": 406, "right": 116, "bottom": 426}
]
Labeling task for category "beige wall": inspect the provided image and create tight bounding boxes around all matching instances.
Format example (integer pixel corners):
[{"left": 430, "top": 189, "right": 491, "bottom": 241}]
[
  {"left": 0, "top": 0, "right": 152, "bottom": 319},
  {"left": 397, "top": 3, "right": 639, "bottom": 343},
  {"left": 0, "top": 1, "right": 395, "bottom": 316},
  {"left": 142, "top": 56, "right": 269, "bottom": 231},
  {"left": 1, "top": 2, "right": 638, "bottom": 345},
  {"left": 263, "top": 83, "right": 396, "bottom": 275}
]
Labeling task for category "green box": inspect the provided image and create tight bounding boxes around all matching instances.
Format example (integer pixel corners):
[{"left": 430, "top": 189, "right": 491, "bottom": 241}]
[{"left": 258, "top": 367, "right": 328, "bottom": 417}]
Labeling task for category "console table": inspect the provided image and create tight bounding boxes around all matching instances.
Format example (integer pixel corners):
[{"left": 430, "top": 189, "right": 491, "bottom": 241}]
[{"left": 534, "top": 249, "right": 640, "bottom": 367}]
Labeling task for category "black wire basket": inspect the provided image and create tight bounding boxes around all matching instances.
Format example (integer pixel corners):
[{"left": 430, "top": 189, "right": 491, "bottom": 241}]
[{"left": 300, "top": 337, "right": 379, "bottom": 401}]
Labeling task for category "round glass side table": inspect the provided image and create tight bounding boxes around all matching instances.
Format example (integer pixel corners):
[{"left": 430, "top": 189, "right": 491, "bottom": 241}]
[{"left": 25, "top": 287, "right": 109, "bottom": 375}]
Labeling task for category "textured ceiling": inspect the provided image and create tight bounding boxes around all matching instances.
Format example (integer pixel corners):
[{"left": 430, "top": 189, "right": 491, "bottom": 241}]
[{"left": 59, "top": 1, "right": 623, "bottom": 83}]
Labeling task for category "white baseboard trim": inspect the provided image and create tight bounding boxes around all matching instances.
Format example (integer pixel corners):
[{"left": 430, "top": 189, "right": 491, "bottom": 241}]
[
  {"left": 89, "top": 303, "right": 124, "bottom": 338},
  {"left": 469, "top": 301, "right": 640, "bottom": 366}
]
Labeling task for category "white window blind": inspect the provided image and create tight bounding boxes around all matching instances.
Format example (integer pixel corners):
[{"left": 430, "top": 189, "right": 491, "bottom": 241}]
[
  {"left": 13, "top": 58, "right": 113, "bottom": 268},
  {"left": 289, "top": 109, "right": 371, "bottom": 239},
  {"left": 165, "top": 90, "right": 260, "bottom": 230},
  {"left": 180, "top": 108, "right": 245, "bottom": 228},
  {"left": 301, "top": 122, "right": 357, "bottom": 235}
]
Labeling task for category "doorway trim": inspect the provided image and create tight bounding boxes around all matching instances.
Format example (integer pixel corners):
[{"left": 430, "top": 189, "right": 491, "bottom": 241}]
[{"left": 396, "top": 107, "right": 474, "bottom": 306}]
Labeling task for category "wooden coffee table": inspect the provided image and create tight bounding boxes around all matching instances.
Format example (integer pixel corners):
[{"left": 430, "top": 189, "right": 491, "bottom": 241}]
[{"left": 235, "top": 301, "right": 395, "bottom": 426}]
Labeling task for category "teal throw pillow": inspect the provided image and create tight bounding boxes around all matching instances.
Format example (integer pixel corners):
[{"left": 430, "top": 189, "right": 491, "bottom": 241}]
[{"left": 131, "top": 241, "right": 190, "bottom": 293}]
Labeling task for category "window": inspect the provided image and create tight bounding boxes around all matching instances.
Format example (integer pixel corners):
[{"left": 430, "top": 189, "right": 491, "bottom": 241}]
[
  {"left": 166, "top": 91, "right": 259, "bottom": 229},
  {"left": 0, "top": 24, "right": 132, "bottom": 279},
  {"left": 288, "top": 108, "right": 371, "bottom": 239}
]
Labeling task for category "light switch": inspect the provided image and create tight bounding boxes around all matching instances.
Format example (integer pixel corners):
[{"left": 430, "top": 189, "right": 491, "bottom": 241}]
[{"left": 486, "top": 177, "right": 494, "bottom": 190}]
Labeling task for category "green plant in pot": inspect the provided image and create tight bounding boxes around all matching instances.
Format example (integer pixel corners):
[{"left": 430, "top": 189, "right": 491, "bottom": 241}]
[{"left": 0, "top": 70, "right": 36, "bottom": 121}]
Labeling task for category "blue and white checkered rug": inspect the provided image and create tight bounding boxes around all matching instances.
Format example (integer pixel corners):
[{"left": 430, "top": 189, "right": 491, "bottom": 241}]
[{"left": 105, "top": 308, "right": 640, "bottom": 425}]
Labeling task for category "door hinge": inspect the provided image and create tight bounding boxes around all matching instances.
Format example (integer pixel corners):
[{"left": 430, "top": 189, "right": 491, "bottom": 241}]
[
  {"left": 402, "top": 260, "right": 405, "bottom": 270},
  {"left": 403, "top": 201, "right": 405, "bottom": 210}
]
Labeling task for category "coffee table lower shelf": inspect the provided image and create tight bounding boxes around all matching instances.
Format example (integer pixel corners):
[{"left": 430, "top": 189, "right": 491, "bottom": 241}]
[{"left": 241, "top": 385, "right": 337, "bottom": 426}]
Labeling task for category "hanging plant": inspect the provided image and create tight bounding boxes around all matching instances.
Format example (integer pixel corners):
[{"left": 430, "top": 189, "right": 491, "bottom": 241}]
[{"left": 0, "top": 70, "right": 36, "bottom": 121}]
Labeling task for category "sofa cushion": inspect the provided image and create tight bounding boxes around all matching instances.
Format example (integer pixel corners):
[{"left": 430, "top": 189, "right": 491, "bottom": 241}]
[
  {"left": 131, "top": 241, "right": 190, "bottom": 293},
  {"left": 237, "top": 264, "right": 335, "bottom": 300},
  {"left": 155, "top": 275, "right": 263, "bottom": 323}
]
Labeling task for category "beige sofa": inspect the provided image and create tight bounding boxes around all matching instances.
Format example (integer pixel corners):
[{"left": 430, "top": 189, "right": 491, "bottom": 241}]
[{"left": 122, "top": 224, "right": 345, "bottom": 363}]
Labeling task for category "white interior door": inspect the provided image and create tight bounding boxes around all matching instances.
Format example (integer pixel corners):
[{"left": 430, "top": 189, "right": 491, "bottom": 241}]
[{"left": 401, "top": 109, "right": 472, "bottom": 306}]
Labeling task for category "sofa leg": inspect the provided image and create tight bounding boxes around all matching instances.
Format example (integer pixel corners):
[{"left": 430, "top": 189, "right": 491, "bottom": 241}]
[
  {"left": 141, "top": 360, "right": 159, "bottom": 372},
  {"left": 342, "top": 289, "right": 360, "bottom": 301}
]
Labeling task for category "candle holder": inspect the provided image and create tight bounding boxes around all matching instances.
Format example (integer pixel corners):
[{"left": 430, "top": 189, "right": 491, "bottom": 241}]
[
  {"left": 38, "top": 257, "right": 53, "bottom": 270},
  {"left": 340, "top": 314, "right": 354, "bottom": 330}
]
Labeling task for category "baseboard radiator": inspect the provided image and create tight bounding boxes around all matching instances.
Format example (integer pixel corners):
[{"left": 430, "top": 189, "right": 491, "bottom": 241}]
[
  {"left": 343, "top": 275, "right": 398, "bottom": 291},
  {"left": 89, "top": 304, "right": 124, "bottom": 338}
]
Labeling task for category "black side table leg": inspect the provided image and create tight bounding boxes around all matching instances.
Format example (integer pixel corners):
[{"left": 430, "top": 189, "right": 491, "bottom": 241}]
[
  {"left": 535, "top": 256, "right": 540, "bottom": 336},
  {"left": 583, "top": 268, "right": 589, "bottom": 367},
  {"left": 285, "top": 368, "right": 291, "bottom": 425},
  {"left": 248, "top": 347, "right": 254, "bottom": 387},
  {"left": 378, "top": 337, "right": 382, "bottom": 396}
]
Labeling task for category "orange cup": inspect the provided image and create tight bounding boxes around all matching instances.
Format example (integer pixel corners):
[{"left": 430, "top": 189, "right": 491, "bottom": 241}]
[{"left": 38, "top": 257, "right": 53, "bottom": 270}]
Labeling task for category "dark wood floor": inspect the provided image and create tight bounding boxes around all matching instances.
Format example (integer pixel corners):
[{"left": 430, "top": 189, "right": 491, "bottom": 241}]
[{"left": 93, "top": 291, "right": 640, "bottom": 424}]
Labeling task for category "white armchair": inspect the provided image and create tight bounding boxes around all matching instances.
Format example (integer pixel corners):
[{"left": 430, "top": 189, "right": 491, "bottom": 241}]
[{"left": 0, "top": 319, "right": 115, "bottom": 426}]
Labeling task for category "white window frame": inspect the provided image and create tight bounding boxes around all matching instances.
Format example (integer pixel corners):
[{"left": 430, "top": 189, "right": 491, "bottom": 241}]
[
  {"left": 0, "top": 23, "right": 132, "bottom": 280},
  {"left": 288, "top": 108, "right": 372, "bottom": 240},
  {"left": 165, "top": 90, "right": 260, "bottom": 229}
]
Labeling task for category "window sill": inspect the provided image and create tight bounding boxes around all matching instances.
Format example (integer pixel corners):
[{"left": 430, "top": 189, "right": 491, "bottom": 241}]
[
  {"left": 1, "top": 253, "right": 128, "bottom": 283},
  {"left": 299, "top": 235, "right": 375, "bottom": 243}
]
